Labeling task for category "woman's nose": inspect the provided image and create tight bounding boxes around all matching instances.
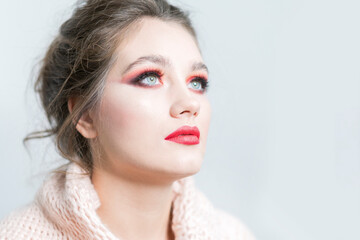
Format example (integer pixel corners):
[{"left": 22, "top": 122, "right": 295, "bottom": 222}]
[{"left": 169, "top": 88, "right": 200, "bottom": 119}]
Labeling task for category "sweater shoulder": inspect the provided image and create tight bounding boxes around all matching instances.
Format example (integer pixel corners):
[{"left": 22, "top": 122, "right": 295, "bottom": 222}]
[
  {"left": 0, "top": 203, "right": 63, "bottom": 240},
  {"left": 191, "top": 183, "right": 256, "bottom": 239},
  {"left": 214, "top": 208, "right": 256, "bottom": 240}
]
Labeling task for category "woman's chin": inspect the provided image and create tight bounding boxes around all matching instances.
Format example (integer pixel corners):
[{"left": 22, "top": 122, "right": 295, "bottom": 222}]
[{"left": 156, "top": 156, "right": 204, "bottom": 179}]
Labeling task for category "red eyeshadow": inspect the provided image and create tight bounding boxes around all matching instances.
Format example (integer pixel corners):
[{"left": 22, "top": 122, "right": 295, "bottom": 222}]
[
  {"left": 186, "top": 73, "right": 208, "bottom": 83},
  {"left": 121, "top": 68, "right": 164, "bottom": 83}
]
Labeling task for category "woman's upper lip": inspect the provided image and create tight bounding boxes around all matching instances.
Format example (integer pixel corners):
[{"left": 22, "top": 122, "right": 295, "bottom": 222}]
[{"left": 165, "top": 125, "right": 200, "bottom": 140}]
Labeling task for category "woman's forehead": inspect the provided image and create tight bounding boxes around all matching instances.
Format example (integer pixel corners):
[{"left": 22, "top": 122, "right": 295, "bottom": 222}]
[{"left": 114, "top": 17, "right": 203, "bottom": 64}]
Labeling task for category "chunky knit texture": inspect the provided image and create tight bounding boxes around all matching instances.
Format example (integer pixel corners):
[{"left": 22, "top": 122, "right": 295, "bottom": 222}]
[{"left": 0, "top": 163, "right": 255, "bottom": 239}]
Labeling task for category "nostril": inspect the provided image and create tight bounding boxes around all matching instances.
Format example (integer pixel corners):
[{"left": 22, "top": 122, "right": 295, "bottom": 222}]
[
  {"left": 170, "top": 98, "right": 200, "bottom": 118},
  {"left": 179, "top": 110, "right": 198, "bottom": 117},
  {"left": 180, "top": 110, "right": 190, "bottom": 115}
]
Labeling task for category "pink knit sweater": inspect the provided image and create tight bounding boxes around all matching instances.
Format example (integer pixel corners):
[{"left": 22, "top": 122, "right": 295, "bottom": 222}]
[{"left": 0, "top": 163, "right": 255, "bottom": 239}]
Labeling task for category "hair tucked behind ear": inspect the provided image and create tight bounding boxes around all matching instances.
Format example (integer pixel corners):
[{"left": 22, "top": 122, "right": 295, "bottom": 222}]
[{"left": 24, "top": 0, "right": 198, "bottom": 175}]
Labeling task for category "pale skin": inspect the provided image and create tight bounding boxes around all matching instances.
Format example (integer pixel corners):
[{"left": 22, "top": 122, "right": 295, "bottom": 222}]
[{"left": 68, "top": 17, "right": 211, "bottom": 240}]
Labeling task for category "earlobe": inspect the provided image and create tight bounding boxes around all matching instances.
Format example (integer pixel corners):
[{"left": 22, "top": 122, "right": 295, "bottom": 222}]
[
  {"left": 68, "top": 98, "right": 98, "bottom": 139},
  {"left": 75, "top": 112, "right": 98, "bottom": 139}
]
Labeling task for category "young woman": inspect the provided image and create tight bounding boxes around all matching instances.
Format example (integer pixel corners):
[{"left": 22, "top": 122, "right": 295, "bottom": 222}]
[{"left": 0, "top": 0, "right": 255, "bottom": 239}]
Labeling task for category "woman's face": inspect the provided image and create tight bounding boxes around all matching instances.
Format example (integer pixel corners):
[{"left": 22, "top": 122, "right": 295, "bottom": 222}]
[{"left": 92, "top": 17, "right": 211, "bottom": 181}]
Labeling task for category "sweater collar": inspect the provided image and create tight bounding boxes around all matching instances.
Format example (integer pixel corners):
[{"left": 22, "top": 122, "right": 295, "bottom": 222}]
[{"left": 36, "top": 162, "right": 219, "bottom": 239}]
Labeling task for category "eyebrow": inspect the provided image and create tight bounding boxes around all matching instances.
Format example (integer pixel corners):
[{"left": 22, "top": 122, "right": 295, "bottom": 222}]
[
  {"left": 122, "top": 54, "right": 209, "bottom": 75},
  {"left": 191, "top": 62, "right": 209, "bottom": 74}
]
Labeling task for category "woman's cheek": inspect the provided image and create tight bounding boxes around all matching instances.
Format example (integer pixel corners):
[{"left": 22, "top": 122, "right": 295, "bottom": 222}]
[
  {"left": 99, "top": 87, "right": 162, "bottom": 137},
  {"left": 101, "top": 98, "right": 138, "bottom": 132},
  {"left": 199, "top": 98, "right": 211, "bottom": 143}
]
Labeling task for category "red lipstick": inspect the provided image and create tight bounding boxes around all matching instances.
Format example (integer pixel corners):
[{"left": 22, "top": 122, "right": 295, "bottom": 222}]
[{"left": 165, "top": 125, "right": 200, "bottom": 145}]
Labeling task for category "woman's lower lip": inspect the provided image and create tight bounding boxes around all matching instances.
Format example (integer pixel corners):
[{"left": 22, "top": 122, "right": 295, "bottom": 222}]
[{"left": 165, "top": 135, "right": 199, "bottom": 145}]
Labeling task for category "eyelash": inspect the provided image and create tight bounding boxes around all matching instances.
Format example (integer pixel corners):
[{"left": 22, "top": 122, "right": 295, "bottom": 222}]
[
  {"left": 131, "top": 70, "right": 209, "bottom": 92},
  {"left": 189, "top": 75, "right": 209, "bottom": 92},
  {"left": 131, "top": 69, "right": 164, "bottom": 87}
]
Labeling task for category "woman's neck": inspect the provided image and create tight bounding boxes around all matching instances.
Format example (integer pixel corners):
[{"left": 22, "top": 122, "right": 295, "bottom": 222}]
[{"left": 91, "top": 164, "right": 176, "bottom": 240}]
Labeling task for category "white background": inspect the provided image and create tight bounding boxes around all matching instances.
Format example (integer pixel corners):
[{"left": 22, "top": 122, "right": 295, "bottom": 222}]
[{"left": 1, "top": 0, "right": 359, "bottom": 239}]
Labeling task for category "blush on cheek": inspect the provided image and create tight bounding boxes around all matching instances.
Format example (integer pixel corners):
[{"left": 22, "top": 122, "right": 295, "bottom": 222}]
[
  {"left": 99, "top": 87, "right": 156, "bottom": 132},
  {"left": 100, "top": 99, "right": 136, "bottom": 130}
]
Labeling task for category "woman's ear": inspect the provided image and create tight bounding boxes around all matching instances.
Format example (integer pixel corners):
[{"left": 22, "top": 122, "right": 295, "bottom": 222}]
[{"left": 68, "top": 98, "right": 98, "bottom": 139}]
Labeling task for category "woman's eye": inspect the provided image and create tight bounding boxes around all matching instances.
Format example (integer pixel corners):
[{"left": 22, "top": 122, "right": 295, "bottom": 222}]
[
  {"left": 188, "top": 78, "right": 209, "bottom": 92},
  {"left": 141, "top": 75, "right": 160, "bottom": 86},
  {"left": 132, "top": 71, "right": 162, "bottom": 87}
]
